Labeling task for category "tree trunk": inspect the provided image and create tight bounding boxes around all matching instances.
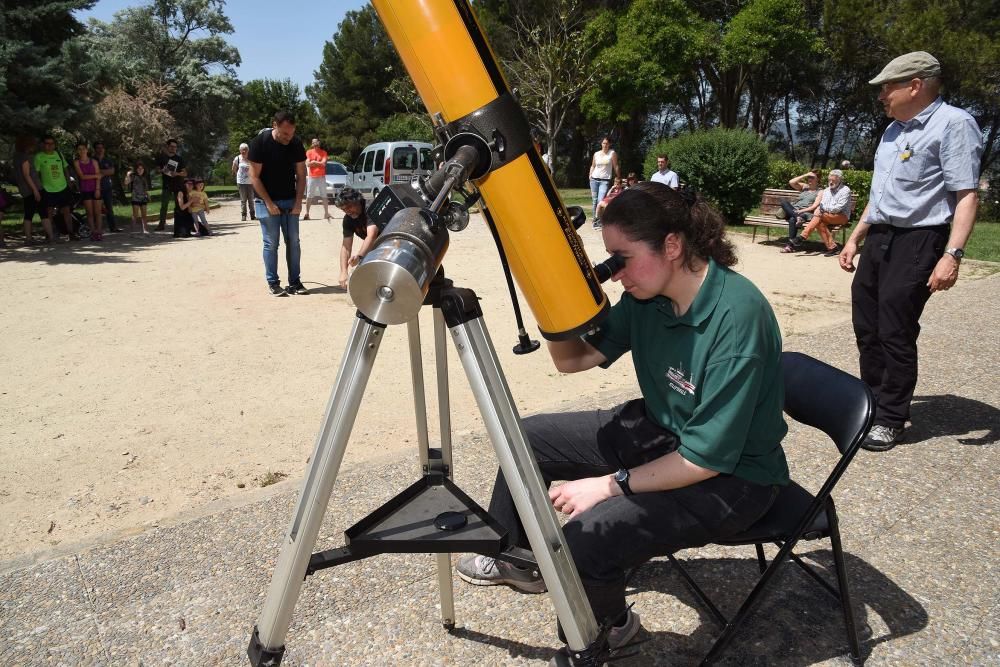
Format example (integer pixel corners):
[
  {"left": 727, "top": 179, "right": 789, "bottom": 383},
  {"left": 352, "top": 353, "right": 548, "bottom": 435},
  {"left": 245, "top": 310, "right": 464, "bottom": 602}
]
[
  {"left": 819, "top": 108, "right": 844, "bottom": 167},
  {"left": 784, "top": 96, "right": 796, "bottom": 161}
]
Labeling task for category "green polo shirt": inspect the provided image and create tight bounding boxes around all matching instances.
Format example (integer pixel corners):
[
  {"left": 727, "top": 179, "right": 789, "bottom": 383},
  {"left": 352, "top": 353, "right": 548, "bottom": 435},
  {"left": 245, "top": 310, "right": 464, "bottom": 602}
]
[
  {"left": 34, "top": 151, "right": 69, "bottom": 192},
  {"left": 585, "top": 260, "right": 789, "bottom": 486}
]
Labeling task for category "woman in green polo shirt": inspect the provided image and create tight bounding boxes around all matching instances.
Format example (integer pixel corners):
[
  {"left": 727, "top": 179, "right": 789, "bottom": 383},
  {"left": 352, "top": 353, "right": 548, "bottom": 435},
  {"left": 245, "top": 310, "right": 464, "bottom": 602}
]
[{"left": 457, "top": 182, "right": 790, "bottom": 660}]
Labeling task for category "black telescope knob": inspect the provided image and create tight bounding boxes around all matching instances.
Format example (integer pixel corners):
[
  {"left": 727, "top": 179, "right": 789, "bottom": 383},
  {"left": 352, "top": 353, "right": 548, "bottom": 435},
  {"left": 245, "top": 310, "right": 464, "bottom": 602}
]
[{"left": 567, "top": 206, "right": 586, "bottom": 230}]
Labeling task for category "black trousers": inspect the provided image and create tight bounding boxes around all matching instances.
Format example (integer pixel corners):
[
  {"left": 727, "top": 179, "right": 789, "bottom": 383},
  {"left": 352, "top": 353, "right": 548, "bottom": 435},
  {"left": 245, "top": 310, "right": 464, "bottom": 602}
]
[
  {"left": 851, "top": 224, "right": 948, "bottom": 428},
  {"left": 488, "top": 399, "right": 779, "bottom": 624},
  {"left": 159, "top": 186, "right": 173, "bottom": 228}
]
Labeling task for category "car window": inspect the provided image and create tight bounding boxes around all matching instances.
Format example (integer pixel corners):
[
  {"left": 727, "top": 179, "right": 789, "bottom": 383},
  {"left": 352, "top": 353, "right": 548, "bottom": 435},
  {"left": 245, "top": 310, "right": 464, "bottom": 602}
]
[
  {"left": 354, "top": 152, "right": 367, "bottom": 173},
  {"left": 373, "top": 149, "right": 385, "bottom": 172},
  {"left": 420, "top": 148, "right": 434, "bottom": 172},
  {"left": 393, "top": 147, "right": 418, "bottom": 170},
  {"left": 325, "top": 162, "right": 347, "bottom": 176},
  {"left": 363, "top": 150, "right": 376, "bottom": 173}
]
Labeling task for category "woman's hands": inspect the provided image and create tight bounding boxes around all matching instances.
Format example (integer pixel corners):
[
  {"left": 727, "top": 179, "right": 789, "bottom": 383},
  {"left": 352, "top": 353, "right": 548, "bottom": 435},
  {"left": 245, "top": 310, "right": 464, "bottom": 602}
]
[{"left": 549, "top": 475, "right": 619, "bottom": 518}]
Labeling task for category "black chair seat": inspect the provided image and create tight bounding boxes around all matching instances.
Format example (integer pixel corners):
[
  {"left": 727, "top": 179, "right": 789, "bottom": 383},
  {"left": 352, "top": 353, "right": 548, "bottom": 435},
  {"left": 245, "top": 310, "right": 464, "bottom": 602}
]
[
  {"left": 719, "top": 482, "right": 829, "bottom": 545},
  {"left": 665, "top": 353, "right": 874, "bottom": 665}
]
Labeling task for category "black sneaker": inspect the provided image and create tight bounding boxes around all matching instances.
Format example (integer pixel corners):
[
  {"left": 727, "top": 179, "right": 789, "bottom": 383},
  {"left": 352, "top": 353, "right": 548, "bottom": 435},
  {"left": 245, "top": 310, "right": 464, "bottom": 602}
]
[
  {"left": 823, "top": 244, "right": 842, "bottom": 257},
  {"left": 268, "top": 283, "right": 288, "bottom": 297},
  {"left": 286, "top": 282, "right": 309, "bottom": 295}
]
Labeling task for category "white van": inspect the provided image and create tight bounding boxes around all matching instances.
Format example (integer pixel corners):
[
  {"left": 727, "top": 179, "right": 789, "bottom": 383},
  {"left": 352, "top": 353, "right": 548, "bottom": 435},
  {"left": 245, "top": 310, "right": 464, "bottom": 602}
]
[{"left": 347, "top": 141, "right": 435, "bottom": 200}]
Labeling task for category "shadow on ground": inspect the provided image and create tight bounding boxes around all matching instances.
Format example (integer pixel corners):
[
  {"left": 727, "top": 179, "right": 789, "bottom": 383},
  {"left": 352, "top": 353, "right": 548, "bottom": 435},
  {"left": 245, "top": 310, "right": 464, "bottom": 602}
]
[
  {"left": 0, "top": 222, "right": 248, "bottom": 266},
  {"left": 906, "top": 394, "right": 1000, "bottom": 446},
  {"left": 451, "top": 550, "right": 927, "bottom": 666}
]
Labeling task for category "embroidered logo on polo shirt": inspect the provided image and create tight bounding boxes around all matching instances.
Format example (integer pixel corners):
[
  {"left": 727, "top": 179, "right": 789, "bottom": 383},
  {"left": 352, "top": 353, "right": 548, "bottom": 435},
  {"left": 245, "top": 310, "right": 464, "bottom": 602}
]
[{"left": 666, "top": 365, "right": 696, "bottom": 396}]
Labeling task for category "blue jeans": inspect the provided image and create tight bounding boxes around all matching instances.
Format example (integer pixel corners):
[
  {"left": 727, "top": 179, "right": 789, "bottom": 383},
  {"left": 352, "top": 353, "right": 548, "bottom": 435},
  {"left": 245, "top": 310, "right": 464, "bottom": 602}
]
[
  {"left": 255, "top": 198, "right": 301, "bottom": 286},
  {"left": 590, "top": 178, "right": 610, "bottom": 219}
]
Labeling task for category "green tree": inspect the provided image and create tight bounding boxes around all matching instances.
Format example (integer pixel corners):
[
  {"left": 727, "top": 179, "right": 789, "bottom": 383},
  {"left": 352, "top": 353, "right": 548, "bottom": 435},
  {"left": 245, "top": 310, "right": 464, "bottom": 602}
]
[
  {"left": 307, "top": 6, "right": 409, "bottom": 160},
  {"left": 85, "top": 0, "right": 241, "bottom": 174},
  {"left": 226, "top": 79, "right": 322, "bottom": 155},
  {"left": 810, "top": 0, "right": 999, "bottom": 172},
  {"left": 502, "top": 0, "right": 601, "bottom": 174},
  {"left": 649, "top": 129, "right": 769, "bottom": 223},
  {"left": 0, "top": 0, "right": 100, "bottom": 137}
]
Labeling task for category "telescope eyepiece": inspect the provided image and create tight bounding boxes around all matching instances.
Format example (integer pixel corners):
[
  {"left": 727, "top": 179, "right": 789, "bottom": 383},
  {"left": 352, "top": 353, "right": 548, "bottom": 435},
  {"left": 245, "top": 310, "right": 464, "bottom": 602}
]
[{"left": 593, "top": 254, "right": 625, "bottom": 283}]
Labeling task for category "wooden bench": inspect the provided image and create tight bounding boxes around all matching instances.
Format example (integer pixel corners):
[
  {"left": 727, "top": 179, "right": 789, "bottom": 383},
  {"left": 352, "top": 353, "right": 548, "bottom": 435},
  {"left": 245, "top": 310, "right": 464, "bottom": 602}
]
[{"left": 743, "top": 188, "right": 857, "bottom": 244}]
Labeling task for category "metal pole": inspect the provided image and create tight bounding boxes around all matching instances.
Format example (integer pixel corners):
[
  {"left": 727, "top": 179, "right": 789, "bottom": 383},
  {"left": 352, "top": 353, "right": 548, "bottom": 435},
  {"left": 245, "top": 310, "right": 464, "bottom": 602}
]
[
  {"left": 448, "top": 315, "right": 599, "bottom": 652},
  {"left": 433, "top": 307, "right": 456, "bottom": 628},
  {"left": 253, "top": 314, "right": 386, "bottom": 655},
  {"left": 406, "top": 318, "right": 431, "bottom": 472}
]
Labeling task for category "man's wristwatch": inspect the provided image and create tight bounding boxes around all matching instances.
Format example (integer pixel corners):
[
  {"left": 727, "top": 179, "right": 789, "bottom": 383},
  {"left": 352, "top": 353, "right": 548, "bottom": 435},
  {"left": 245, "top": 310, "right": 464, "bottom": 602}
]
[
  {"left": 614, "top": 468, "right": 634, "bottom": 496},
  {"left": 945, "top": 248, "right": 965, "bottom": 261}
]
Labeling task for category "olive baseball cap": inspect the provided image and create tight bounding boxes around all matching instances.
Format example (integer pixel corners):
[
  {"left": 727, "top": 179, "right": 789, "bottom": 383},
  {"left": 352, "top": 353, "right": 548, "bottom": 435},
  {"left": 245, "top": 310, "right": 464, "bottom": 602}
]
[{"left": 869, "top": 51, "right": 941, "bottom": 85}]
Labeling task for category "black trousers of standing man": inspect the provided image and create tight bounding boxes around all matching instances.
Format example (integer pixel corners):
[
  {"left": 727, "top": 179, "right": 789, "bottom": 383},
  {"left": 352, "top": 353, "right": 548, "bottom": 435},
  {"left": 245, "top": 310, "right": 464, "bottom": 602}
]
[{"left": 851, "top": 224, "right": 949, "bottom": 429}]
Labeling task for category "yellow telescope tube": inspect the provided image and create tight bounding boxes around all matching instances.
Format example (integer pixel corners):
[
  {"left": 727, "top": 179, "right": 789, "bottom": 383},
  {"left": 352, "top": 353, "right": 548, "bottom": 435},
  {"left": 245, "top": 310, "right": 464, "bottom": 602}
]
[{"left": 372, "top": 0, "right": 608, "bottom": 340}]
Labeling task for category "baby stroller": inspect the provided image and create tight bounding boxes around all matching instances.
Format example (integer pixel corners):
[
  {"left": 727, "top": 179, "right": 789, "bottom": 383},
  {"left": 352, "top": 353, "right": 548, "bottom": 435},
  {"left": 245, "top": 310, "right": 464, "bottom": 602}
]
[{"left": 53, "top": 179, "right": 88, "bottom": 238}]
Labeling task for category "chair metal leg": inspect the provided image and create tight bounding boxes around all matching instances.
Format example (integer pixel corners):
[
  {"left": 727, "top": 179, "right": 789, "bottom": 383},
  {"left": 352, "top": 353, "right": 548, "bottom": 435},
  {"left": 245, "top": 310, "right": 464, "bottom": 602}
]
[
  {"left": 754, "top": 544, "right": 767, "bottom": 574},
  {"left": 828, "top": 502, "right": 863, "bottom": 665},
  {"left": 700, "top": 536, "right": 802, "bottom": 665},
  {"left": 787, "top": 550, "right": 841, "bottom": 600},
  {"left": 667, "top": 554, "right": 727, "bottom": 628}
]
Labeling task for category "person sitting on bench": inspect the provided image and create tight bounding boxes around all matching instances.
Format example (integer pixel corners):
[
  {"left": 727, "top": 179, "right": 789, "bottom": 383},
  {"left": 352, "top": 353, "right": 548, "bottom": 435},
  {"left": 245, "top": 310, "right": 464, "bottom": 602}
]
[
  {"left": 789, "top": 169, "right": 852, "bottom": 256},
  {"left": 779, "top": 171, "right": 820, "bottom": 253}
]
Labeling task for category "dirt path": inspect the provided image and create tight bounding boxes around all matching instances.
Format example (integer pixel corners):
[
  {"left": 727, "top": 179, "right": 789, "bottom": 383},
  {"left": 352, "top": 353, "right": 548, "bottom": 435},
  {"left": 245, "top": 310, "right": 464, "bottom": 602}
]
[{"left": 1, "top": 199, "right": 979, "bottom": 563}]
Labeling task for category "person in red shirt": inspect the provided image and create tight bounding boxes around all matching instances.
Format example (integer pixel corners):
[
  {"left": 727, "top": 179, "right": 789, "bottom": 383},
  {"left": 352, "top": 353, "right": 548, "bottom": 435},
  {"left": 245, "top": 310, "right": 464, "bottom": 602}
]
[{"left": 303, "top": 138, "right": 329, "bottom": 220}]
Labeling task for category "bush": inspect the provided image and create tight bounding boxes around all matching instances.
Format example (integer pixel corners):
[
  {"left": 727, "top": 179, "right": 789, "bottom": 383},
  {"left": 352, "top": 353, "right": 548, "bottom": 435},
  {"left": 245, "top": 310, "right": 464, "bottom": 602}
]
[
  {"left": 767, "top": 159, "right": 811, "bottom": 188},
  {"left": 838, "top": 169, "right": 872, "bottom": 217},
  {"left": 646, "top": 129, "right": 769, "bottom": 223}
]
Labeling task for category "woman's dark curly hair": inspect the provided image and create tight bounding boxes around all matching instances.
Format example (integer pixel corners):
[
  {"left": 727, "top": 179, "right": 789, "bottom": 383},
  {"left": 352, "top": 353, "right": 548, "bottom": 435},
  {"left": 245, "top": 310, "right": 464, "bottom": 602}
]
[{"left": 601, "top": 181, "right": 737, "bottom": 269}]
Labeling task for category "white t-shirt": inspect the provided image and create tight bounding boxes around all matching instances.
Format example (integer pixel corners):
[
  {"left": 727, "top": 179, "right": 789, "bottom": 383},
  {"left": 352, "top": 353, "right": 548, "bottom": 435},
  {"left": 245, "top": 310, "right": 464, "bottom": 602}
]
[
  {"left": 232, "top": 154, "right": 252, "bottom": 185},
  {"left": 650, "top": 169, "right": 679, "bottom": 189},
  {"left": 591, "top": 149, "right": 615, "bottom": 180}
]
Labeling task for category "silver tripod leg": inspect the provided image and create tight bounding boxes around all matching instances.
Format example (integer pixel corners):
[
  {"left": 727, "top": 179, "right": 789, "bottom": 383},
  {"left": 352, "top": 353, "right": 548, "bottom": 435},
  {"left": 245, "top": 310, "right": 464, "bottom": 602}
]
[
  {"left": 406, "top": 315, "right": 456, "bottom": 628},
  {"left": 449, "top": 315, "right": 599, "bottom": 652},
  {"left": 253, "top": 315, "right": 386, "bottom": 655}
]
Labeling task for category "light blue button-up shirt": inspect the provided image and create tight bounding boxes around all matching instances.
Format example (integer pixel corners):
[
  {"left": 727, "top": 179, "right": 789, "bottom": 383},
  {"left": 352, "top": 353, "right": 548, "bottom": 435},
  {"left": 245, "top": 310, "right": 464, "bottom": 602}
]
[{"left": 866, "top": 97, "right": 982, "bottom": 228}]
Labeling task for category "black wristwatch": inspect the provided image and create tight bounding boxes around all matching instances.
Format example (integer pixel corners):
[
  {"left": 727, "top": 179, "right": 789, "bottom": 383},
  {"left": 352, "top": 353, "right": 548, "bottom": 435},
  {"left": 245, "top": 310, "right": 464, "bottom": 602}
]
[
  {"left": 614, "top": 468, "right": 634, "bottom": 496},
  {"left": 945, "top": 248, "right": 965, "bottom": 261}
]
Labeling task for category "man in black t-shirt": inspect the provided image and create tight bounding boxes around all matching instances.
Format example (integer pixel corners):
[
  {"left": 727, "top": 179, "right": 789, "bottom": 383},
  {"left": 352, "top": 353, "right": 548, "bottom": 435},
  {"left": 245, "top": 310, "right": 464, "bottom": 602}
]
[
  {"left": 248, "top": 110, "right": 308, "bottom": 296},
  {"left": 154, "top": 138, "right": 187, "bottom": 231},
  {"left": 335, "top": 187, "right": 379, "bottom": 290}
]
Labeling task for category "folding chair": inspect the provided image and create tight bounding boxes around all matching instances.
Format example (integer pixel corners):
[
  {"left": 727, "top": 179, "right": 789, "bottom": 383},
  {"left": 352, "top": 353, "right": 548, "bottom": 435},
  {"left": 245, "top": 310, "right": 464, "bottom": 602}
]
[{"left": 667, "top": 351, "right": 875, "bottom": 665}]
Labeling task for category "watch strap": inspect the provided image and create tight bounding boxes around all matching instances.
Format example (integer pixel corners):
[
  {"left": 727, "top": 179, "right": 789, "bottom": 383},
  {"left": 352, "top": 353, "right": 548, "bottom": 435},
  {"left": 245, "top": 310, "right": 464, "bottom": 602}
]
[{"left": 615, "top": 468, "right": 633, "bottom": 496}]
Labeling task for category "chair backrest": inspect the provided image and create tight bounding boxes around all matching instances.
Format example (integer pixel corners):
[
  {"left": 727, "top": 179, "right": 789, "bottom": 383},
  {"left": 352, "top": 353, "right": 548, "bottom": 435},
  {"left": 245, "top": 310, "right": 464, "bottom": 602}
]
[{"left": 782, "top": 351, "right": 875, "bottom": 456}]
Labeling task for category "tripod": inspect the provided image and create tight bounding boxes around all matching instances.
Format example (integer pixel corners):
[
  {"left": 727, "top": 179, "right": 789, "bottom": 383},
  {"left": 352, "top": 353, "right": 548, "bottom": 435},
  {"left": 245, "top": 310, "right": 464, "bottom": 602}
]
[{"left": 247, "top": 274, "right": 608, "bottom": 666}]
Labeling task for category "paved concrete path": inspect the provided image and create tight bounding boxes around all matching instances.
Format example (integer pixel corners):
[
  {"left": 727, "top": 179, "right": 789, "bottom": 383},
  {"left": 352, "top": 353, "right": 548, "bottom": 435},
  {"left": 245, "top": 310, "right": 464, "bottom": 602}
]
[{"left": 2, "top": 273, "right": 997, "bottom": 666}]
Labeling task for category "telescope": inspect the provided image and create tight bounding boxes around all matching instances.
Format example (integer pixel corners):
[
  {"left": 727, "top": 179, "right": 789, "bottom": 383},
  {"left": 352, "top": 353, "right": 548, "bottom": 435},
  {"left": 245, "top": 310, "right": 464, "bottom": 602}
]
[{"left": 248, "top": 2, "right": 628, "bottom": 666}]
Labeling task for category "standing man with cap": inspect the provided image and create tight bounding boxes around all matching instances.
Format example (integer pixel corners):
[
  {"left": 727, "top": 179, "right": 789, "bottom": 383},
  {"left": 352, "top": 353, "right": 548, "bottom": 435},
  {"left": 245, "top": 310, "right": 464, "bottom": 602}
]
[
  {"left": 839, "top": 51, "right": 982, "bottom": 451},
  {"left": 248, "top": 109, "right": 308, "bottom": 297}
]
